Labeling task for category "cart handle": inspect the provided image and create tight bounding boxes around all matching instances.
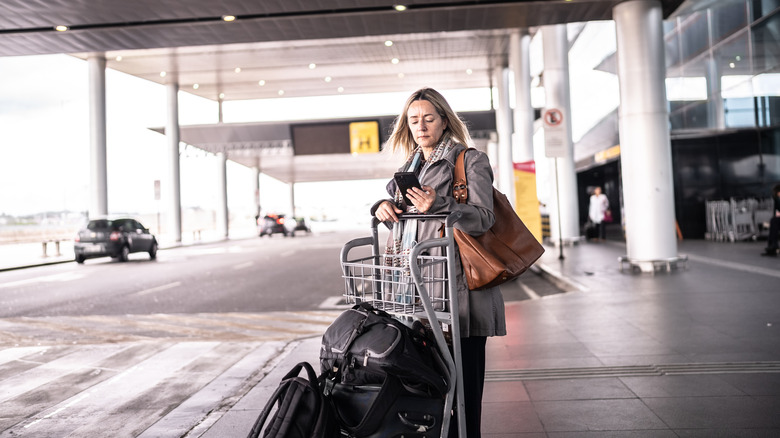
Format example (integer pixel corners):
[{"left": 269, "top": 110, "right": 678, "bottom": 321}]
[{"left": 396, "top": 211, "right": 462, "bottom": 228}]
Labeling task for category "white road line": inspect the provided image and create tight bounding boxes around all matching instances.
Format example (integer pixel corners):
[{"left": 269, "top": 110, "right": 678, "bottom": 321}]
[
  {"left": 319, "top": 296, "right": 351, "bottom": 309},
  {"left": 686, "top": 253, "right": 780, "bottom": 279},
  {"left": 518, "top": 282, "right": 541, "bottom": 300},
  {"left": 0, "top": 272, "right": 84, "bottom": 289},
  {"left": 134, "top": 281, "right": 181, "bottom": 296},
  {"left": 233, "top": 261, "right": 254, "bottom": 270}
]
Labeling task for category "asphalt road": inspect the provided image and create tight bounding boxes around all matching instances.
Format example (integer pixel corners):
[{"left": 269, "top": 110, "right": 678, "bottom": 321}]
[{"left": 0, "top": 229, "right": 563, "bottom": 436}]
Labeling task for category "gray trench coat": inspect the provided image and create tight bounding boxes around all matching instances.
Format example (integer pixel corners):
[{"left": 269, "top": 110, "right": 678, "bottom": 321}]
[{"left": 372, "top": 142, "right": 507, "bottom": 338}]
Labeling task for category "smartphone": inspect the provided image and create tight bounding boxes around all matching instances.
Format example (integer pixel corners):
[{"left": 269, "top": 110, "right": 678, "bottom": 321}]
[{"left": 394, "top": 172, "right": 422, "bottom": 206}]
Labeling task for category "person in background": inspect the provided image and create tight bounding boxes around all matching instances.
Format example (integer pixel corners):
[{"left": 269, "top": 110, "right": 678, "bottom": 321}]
[
  {"left": 371, "top": 87, "right": 505, "bottom": 437},
  {"left": 761, "top": 183, "right": 780, "bottom": 256},
  {"left": 588, "top": 186, "right": 609, "bottom": 241}
]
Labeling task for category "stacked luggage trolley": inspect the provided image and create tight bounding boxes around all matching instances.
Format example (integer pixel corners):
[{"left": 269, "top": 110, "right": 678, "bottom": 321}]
[
  {"left": 705, "top": 197, "right": 774, "bottom": 242},
  {"left": 340, "top": 213, "right": 466, "bottom": 438}
]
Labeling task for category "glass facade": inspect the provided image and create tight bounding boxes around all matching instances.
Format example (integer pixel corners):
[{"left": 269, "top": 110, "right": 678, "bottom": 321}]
[{"left": 665, "top": 0, "right": 779, "bottom": 131}]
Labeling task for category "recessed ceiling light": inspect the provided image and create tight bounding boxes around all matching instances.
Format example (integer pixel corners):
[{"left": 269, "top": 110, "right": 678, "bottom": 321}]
[
  {"left": 54, "top": 25, "right": 69, "bottom": 32},
  {"left": 394, "top": 5, "right": 407, "bottom": 12},
  {"left": 385, "top": 40, "right": 393, "bottom": 47},
  {"left": 160, "top": 71, "right": 167, "bottom": 78},
  {"left": 466, "top": 68, "right": 473, "bottom": 75},
  {"left": 324, "top": 76, "right": 332, "bottom": 82},
  {"left": 193, "top": 84, "right": 199, "bottom": 89},
  {"left": 391, "top": 58, "right": 400, "bottom": 64},
  {"left": 222, "top": 15, "right": 236, "bottom": 22},
  {"left": 234, "top": 67, "right": 241, "bottom": 73},
  {"left": 338, "top": 87, "right": 344, "bottom": 93},
  {"left": 115, "top": 56, "right": 122, "bottom": 62},
  {"left": 309, "top": 63, "right": 316, "bottom": 69},
  {"left": 219, "top": 93, "right": 225, "bottom": 99},
  {"left": 729, "top": 62, "right": 736, "bottom": 68},
  {"left": 278, "top": 90, "right": 285, "bottom": 96},
  {"left": 258, "top": 80, "right": 266, "bottom": 86},
  {"left": 398, "top": 73, "right": 405, "bottom": 78}
]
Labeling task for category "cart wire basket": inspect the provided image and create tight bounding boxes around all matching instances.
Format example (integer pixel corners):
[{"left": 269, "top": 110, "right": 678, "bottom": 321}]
[{"left": 339, "top": 213, "right": 467, "bottom": 438}]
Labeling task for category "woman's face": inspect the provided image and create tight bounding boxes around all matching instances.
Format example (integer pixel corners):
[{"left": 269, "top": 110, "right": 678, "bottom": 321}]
[{"left": 407, "top": 99, "right": 447, "bottom": 150}]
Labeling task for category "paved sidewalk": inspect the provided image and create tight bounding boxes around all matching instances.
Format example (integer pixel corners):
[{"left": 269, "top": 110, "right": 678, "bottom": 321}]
[
  {"left": 2, "top": 234, "right": 778, "bottom": 436},
  {"left": 207, "top": 237, "right": 780, "bottom": 437}
]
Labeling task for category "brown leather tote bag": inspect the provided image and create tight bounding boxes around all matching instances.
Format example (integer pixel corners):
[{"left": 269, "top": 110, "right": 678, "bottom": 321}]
[{"left": 452, "top": 149, "right": 545, "bottom": 290}]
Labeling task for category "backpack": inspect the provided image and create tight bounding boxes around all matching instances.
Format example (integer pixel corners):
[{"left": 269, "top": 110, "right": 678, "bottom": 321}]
[
  {"left": 320, "top": 303, "right": 448, "bottom": 397},
  {"left": 247, "top": 362, "right": 340, "bottom": 438}
]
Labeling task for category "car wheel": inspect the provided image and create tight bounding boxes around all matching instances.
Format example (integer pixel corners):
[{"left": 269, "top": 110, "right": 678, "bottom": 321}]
[
  {"left": 149, "top": 241, "right": 158, "bottom": 260},
  {"left": 118, "top": 245, "right": 130, "bottom": 262},
  {"left": 75, "top": 255, "right": 85, "bottom": 264}
]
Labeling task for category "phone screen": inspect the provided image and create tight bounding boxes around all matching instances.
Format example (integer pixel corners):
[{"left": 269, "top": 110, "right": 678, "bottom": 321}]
[{"left": 394, "top": 172, "right": 421, "bottom": 206}]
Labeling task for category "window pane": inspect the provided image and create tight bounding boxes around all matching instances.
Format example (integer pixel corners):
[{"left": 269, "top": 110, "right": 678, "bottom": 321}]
[
  {"left": 711, "top": 0, "right": 748, "bottom": 43},
  {"left": 751, "top": 0, "right": 780, "bottom": 21},
  {"left": 680, "top": 11, "right": 710, "bottom": 61},
  {"left": 751, "top": 10, "right": 780, "bottom": 74}
]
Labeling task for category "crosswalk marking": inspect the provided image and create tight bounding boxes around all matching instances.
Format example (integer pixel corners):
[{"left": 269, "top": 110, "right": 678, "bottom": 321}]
[{"left": 0, "top": 311, "right": 339, "bottom": 436}]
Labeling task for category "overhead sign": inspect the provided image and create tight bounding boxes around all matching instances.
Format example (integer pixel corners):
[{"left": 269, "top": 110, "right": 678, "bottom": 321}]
[
  {"left": 543, "top": 108, "right": 566, "bottom": 158},
  {"left": 349, "top": 121, "right": 380, "bottom": 155}
]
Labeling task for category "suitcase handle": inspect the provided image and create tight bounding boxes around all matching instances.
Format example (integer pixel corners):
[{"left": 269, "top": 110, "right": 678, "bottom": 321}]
[{"left": 397, "top": 412, "right": 436, "bottom": 432}]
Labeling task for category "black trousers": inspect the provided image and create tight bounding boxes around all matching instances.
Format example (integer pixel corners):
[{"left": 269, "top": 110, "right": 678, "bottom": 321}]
[
  {"left": 449, "top": 336, "right": 487, "bottom": 438},
  {"left": 767, "top": 216, "right": 780, "bottom": 250}
]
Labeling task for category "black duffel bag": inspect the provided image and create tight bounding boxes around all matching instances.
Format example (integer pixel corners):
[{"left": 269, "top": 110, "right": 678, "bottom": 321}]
[
  {"left": 320, "top": 302, "right": 448, "bottom": 397},
  {"left": 324, "top": 376, "right": 443, "bottom": 438}
]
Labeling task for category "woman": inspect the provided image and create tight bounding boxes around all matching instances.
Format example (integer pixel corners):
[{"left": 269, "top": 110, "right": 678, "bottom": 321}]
[
  {"left": 371, "top": 88, "right": 505, "bottom": 437},
  {"left": 588, "top": 186, "right": 609, "bottom": 241}
]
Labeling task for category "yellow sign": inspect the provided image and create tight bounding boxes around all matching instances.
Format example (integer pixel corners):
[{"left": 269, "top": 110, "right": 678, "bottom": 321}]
[
  {"left": 594, "top": 145, "right": 620, "bottom": 163},
  {"left": 349, "top": 121, "right": 380, "bottom": 154},
  {"left": 514, "top": 161, "right": 543, "bottom": 243}
]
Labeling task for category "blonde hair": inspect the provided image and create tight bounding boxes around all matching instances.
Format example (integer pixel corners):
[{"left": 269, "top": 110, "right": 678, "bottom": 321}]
[{"left": 386, "top": 88, "right": 472, "bottom": 159}]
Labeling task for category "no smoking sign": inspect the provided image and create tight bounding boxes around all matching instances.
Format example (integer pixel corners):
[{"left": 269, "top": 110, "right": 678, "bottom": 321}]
[{"left": 543, "top": 108, "right": 566, "bottom": 158}]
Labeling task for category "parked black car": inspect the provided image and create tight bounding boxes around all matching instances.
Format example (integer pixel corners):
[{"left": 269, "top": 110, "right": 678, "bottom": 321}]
[{"left": 74, "top": 218, "right": 158, "bottom": 264}]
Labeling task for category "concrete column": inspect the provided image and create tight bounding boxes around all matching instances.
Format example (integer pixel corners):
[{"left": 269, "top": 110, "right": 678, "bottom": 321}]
[
  {"left": 510, "top": 30, "right": 535, "bottom": 163},
  {"left": 166, "top": 82, "right": 182, "bottom": 243},
  {"left": 217, "top": 152, "right": 229, "bottom": 239},
  {"left": 289, "top": 183, "right": 296, "bottom": 217},
  {"left": 706, "top": 56, "right": 726, "bottom": 130},
  {"left": 614, "top": 0, "right": 679, "bottom": 267},
  {"left": 494, "top": 65, "right": 516, "bottom": 205},
  {"left": 252, "top": 164, "right": 261, "bottom": 218},
  {"left": 542, "top": 25, "right": 580, "bottom": 243},
  {"left": 87, "top": 55, "right": 108, "bottom": 218}
]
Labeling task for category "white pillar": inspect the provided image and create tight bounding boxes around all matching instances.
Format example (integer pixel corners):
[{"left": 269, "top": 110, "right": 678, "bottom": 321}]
[
  {"left": 252, "top": 165, "right": 261, "bottom": 218},
  {"left": 166, "top": 82, "right": 182, "bottom": 243},
  {"left": 510, "top": 30, "right": 535, "bottom": 163},
  {"left": 289, "top": 183, "right": 296, "bottom": 217},
  {"left": 542, "top": 25, "right": 580, "bottom": 243},
  {"left": 494, "top": 65, "right": 516, "bottom": 205},
  {"left": 706, "top": 57, "right": 726, "bottom": 130},
  {"left": 87, "top": 55, "right": 108, "bottom": 218},
  {"left": 217, "top": 152, "right": 229, "bottom": 239},
  {"left": 614, "top": 0, "right": 679, "bottom": 266}
]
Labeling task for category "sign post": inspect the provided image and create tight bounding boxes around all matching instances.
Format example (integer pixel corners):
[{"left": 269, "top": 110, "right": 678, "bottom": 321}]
[{"left": 543, "top": 108, "right": 566, "bottom": 260}]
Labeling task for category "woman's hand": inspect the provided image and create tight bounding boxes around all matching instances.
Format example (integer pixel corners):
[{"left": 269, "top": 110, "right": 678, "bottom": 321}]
[
  {"left": 407, "top": 185, "right": 436, "bottom": 213},
  {"left": 375, "top": 200, "right": 403, "bottom": 223}
]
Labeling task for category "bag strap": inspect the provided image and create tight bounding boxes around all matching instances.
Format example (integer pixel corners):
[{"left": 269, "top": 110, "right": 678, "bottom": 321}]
[
  {"left": 247, "top": 362, "right": 321, "bottom": 438},
  {"left": 326, "top": 375, "right": 404, "bottom": 436},
  {"left": 453, "top": 148, "right": 471, "bottom": 204}
]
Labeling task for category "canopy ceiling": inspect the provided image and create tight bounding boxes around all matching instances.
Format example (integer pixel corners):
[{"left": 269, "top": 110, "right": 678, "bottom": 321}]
[{"left": 0, "top": 0, "right": 685, "bottom": 182}]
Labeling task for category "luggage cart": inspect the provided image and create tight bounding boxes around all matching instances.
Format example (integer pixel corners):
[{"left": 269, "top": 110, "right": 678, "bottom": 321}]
[{"left": 340, "top": 213, "right": 466, "bottom": 438}]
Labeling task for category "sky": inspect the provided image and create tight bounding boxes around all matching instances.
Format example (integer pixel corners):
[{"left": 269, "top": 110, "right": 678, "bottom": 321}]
[{"left": 0, "top": 21, "right": 628, "bottom": 221}]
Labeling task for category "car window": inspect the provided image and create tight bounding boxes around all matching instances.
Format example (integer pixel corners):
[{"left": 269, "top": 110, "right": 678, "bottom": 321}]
[{"left": 87, "top": 220, "right": 111, "bottom": 230}]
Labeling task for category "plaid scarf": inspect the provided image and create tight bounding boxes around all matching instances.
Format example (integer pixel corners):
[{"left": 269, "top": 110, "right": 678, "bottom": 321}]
[{"left": 384, "top": 138, "right": 452, "bottom": 302}]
